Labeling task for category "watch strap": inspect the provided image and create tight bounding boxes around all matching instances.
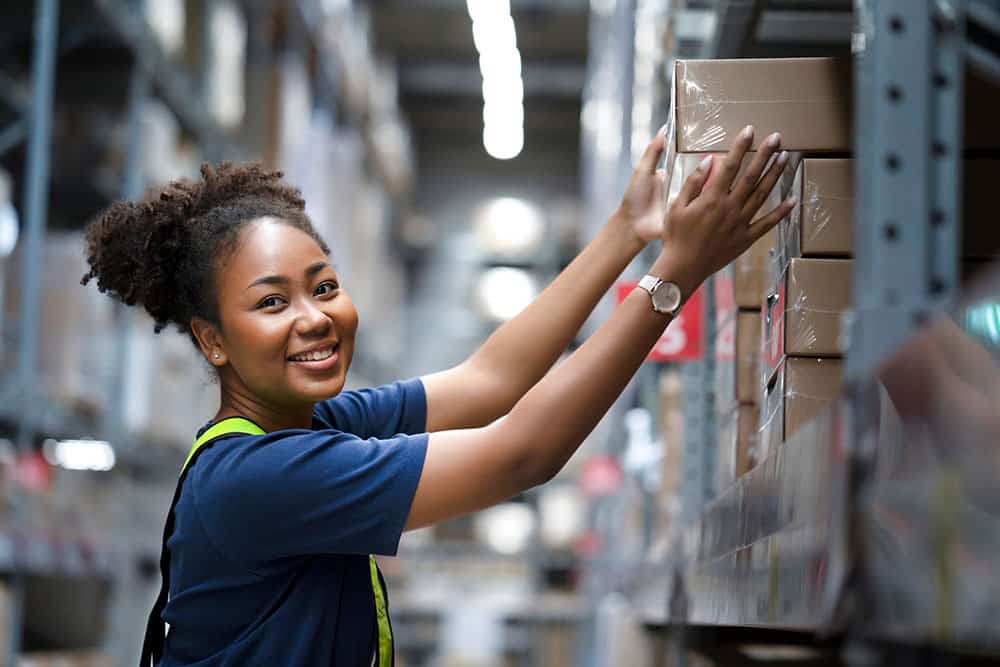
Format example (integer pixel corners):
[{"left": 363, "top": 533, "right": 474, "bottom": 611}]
[{"left": 637, "top": 274, "right": 662, "bottom": 294}]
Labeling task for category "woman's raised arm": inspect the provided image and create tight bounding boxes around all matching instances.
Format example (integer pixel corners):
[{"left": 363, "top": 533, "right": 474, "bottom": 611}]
[
  {"left": 406, "top": 126, "right": 794, "bottom": 530},
  {"left": 421, "top": 129, "right": 672, "bottom": 432}
]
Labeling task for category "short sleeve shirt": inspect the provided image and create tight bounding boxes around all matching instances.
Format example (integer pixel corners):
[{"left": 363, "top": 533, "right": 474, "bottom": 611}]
[{"left": 159, "top": 378, "right": 428, "bottom": 666}]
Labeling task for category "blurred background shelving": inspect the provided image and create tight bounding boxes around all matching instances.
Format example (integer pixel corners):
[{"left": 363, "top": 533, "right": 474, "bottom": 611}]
[{"left": 0, "top": 0, "right": 998, "bottom": 665}]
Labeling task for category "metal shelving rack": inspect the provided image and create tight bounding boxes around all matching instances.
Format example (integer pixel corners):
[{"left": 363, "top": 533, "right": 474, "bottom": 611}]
[{"left": 637, "top": 0, "right": 1000, "bottom": 664}]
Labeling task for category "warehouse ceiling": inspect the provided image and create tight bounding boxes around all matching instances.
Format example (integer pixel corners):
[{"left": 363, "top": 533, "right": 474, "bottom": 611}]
[{"left": 367, "top": 0, "right": 589, "bottom": 169}]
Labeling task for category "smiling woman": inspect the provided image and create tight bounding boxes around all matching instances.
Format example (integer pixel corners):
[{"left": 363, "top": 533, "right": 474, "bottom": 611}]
[{"left": 83, "top": 125, "right": 794, "bottom": 667}]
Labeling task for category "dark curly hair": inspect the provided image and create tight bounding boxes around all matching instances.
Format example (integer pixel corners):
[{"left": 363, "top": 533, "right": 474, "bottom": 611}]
[{"left": 81, "top": 162, "right": 329, "bottom": 341}]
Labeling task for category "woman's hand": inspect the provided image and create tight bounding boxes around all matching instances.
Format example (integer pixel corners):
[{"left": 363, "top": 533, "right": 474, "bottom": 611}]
[
  {"left": 658, "top": 125, "right": 796, "bottom": 297},
  {"left": 615, "top": 128, "right": 670, "bottom": 245}
]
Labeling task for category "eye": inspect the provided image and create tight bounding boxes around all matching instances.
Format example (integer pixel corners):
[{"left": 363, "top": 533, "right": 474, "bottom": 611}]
[
  {"left": 257, "top": 295, "right": 287, "bottom": 310},
  {"left": 315, "top": 281, "right": 339, "bottom": 297}
]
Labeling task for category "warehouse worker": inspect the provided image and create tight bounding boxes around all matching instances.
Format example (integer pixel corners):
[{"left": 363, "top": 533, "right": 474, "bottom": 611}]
[{"left": 83, "top": 125, "right": 792, "bottom": 667}]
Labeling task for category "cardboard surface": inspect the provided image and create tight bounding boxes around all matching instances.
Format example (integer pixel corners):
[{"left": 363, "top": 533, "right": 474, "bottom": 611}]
[
  {"left": 658, "top": 370, "right": 685, "bottom": 511},
  {"left": 761, "top": 258, "right": 852, "bottom": 383},
  {"left": 674, "top": 58, "right": 852, "bottom": 153},
  {"left": 716, "top": 228, "right": 776, "bottom": 314},
  {"left": 781, "top": 159, "right": 854, "bottom": 258},
  {"left": 715, "top": 311, "right": 761, "bottom": 413},
  {"left": 759, "top": 357, "right": 843, "bottom": 459},
  {"left": 716, "top": 403, "right": 760, "bottom": 492},
  {"left": 774, "top": 157, "right": 1000, "bottom": 259}
]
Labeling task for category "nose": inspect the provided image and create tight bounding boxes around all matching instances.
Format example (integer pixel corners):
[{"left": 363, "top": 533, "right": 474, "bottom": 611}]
[{"left": 293, "top": 298, "right": 332, "bottom": 337}]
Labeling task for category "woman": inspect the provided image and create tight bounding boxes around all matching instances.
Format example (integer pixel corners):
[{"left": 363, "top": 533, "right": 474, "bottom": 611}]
[{"left": 84, "top": 125, "right": 790, "bottom": 666}]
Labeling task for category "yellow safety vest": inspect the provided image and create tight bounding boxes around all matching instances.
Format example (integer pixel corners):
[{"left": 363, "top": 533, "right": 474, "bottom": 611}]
[{"left": 141, "top": 416, "right": 394, "bottom": 667}]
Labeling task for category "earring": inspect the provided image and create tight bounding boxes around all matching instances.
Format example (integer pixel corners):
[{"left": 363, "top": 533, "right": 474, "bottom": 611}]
[{"left": 213, "top": 353, "right": 220, "bottom": 359}]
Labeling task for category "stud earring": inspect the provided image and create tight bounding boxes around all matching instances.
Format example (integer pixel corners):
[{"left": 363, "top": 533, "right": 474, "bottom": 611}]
[{"left": 214, "top": 353, "right": 220, "bottom": 359}]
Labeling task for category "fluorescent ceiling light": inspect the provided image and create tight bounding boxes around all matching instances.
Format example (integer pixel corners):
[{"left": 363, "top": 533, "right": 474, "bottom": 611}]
[
  {"left": 476, "top": 266, "right": 537, "bottom": 320},
  {"left": 479, "top": 49, "right": 522, "bottom": 79},
  {"left": 475, "top": 197, "right": 545, "bottom": 256},
  {"left": 472, "top": 16, "right": 517, "bottom": 54},
  {"left": 466, "top": 0, "right": 513, "bottom": 25},
  {"left": 483, "top": 123, "right": 524, "bottom": 161},
  {"left": 42, "top": 439, "right": 116, "bottom": 472},
  {"left": 474, "top": 502, "right": 536, "bottom": 555}
]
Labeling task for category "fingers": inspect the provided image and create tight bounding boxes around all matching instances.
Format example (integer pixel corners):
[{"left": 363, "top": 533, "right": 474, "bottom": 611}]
[
  {"left": 741, "top": 149, "right": 790, "bottom": 218},
  {"left": 637, "top": 129, "right": 667, "bottom": 175},
  {"left": 675, "top": 155, "right": 713, "bottom": 207},
  {"left": 731, "top": 132, "right": 783, "bottom": 202},
  {"left": 745, "top": 195, "right": 796, "bottom": 243},
  {"left": 706, "top": 125, "right": 754, "bottom": 195}
]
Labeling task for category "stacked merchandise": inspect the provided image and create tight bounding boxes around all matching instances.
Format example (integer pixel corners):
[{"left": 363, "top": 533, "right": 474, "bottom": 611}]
[
  {"left": 759, "top": 157, "right": 851, "bottom": 459},
  {"left": 668, "top": 57, "right": 852, "bottom": 484}
]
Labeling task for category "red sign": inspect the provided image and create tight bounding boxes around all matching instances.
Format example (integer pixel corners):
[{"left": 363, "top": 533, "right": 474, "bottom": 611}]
[
  {"left": 615, "top": 281, "right": 705, "bottom": 362},
  {"left": 579, "top": 456, "right": 624, "bottom": 496}
]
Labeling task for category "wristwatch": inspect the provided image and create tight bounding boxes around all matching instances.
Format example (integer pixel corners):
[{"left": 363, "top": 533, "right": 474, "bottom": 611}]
[{"left": 637, "top": 275, "right": 683, "bottom": 316}]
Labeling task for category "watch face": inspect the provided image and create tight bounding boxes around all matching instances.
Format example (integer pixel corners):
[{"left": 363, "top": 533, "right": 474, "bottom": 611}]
[{"left": 653, "top": 282, "right": 682, "bottom": 313}]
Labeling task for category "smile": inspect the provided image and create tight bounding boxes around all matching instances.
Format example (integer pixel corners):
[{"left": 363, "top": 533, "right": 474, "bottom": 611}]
[{"left": 288, "top": 343, "right": 339, "bottom": 364}]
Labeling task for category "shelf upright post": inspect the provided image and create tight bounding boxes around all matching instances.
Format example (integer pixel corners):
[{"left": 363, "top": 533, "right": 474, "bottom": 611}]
[
  {"left": 849, "top": 0, "right": 963, "bottom": 378},
  {"left": 106, "top": 1, "right": 148, "bottom": 449},
  {"left": 848, "top": 0, "right": 964, "bottom": 651},
  {"left": 103, "top": 5, "right": 147, "bottom": 660},
  {"left": 15, "top": 0, "right": 59, "bottom": 451},
  {"left": 681, "top": 277, "right": 715, "bottom": 519},
  {"left": 8, "top": 1, "right": 60, "bottom": 663}
]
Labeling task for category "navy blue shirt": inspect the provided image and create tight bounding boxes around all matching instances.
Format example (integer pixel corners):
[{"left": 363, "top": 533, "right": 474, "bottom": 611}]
[{"left": 160, "top": 379, "right": 429, "bottom": 666}]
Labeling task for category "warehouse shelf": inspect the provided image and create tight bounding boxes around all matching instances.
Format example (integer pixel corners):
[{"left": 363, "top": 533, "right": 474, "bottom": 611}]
[
  {"left": 0, "top": 531, "right": 113, "bottom": 579},
  {"left": 88, "top": 0, "right": 244, "bottom": 161},
  {"left": 621, "top": 0, "right": 1000, "bottom": 663}
]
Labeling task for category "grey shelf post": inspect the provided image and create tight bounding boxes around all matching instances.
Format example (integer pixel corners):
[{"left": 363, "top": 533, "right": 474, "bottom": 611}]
[
  {"left": 681, "top": 277, "right": 715, "bottom": 519},
  {"left": 849, "top": 0, "right": 964, "bottom": 378},
  {"left": 7, "top": 1, "right": 60, "bottom": 663}
]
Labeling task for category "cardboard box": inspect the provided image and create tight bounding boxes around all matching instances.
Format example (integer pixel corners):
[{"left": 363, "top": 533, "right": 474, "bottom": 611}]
[
  {"left": 658, "top": 370, "right": 685, "bottom": 510},
  {"left": 714, "top": 154, "right": 798, "bottom": 319},
  {"left": 761, "top": 258, "right": 852, "bottom": 383},
  {"left": 715, "top": 228, "right": 777, "bottom": 315},
  {"left": 759, "top": 357, "right": 843, "bottom": 460},
  {"left": 775, "top": 157, "right": 1000, "bottom": 260},
  {"left": 780, "top": 159, "right": 854, "bottom": 259},
  {"left": 715, "top": 311, "right": 761, "bottom": 413},
  {"left": 716, "top": 404, "right": 760, "bottom": 491},
  {"left": 673, "top": 58, "right": 852, "bottom": 154}
]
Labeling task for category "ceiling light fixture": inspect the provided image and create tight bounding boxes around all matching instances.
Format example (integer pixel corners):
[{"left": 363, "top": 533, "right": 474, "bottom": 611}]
[{"left": 466, "top": 0, "right": 524, "bottom": 160}]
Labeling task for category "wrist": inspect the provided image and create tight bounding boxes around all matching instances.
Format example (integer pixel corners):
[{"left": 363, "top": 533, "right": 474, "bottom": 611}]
[
  {"left": 608, "top": 208, "right": 647, "bottom": 257},
  {"left": 648, "top": 248, "right": 704, "bottom": 303}
]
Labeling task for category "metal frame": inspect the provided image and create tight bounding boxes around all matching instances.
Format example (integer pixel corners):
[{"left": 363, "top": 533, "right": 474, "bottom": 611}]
[
  {"left": 681, "top": 278, "right": 716, "bottom": 518},
  {"left": 848, "top": 0, "right": 964, "bottom": 378},
  {"left": 6, "top": 1, "right": 60, "bottom": 662}
]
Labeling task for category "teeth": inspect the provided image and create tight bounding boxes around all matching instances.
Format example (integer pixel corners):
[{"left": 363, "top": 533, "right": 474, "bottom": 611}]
[{"left": 291, "top": 346, "right": 335, "bottom": 362}]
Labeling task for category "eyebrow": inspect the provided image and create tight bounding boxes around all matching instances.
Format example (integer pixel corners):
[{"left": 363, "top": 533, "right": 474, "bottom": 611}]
[{"left": 246, "top": 261, "right": 332, "bottom": 290}]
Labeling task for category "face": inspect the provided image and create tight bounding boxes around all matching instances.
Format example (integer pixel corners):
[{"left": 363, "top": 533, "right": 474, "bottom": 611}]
[{"left": 205, "top": 218, "right": 358, "bottom": 409}]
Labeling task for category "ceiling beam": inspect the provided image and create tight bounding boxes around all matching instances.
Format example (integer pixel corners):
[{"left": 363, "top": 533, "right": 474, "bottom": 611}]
[
  {"left": 398, "top": 62, "right": 586, "bottom": 98},
  {"left": 703, "top": 0, "right": 765, "bottom": 59},
  {"left": 373, "top": 0, "right": 588, "bottom": 10},
  {"left": 755, "top": 9, "right": 852, "bottom": 44}
]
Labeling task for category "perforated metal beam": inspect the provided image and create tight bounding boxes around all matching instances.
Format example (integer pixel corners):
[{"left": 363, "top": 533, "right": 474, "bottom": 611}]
[{"left": 848, "top": 0, "right": 964, "bottom": 377}]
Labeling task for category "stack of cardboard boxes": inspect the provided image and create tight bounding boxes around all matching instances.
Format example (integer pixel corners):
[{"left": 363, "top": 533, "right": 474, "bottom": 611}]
[
  {"left": 669, "top": 57, "right": 852, "bottom": 489},
  {"left": 759, "top": 157, "right": 851, "bottom": 460},
  {"left": 669, "top": 57, "right": 999, "bottom": 491}
]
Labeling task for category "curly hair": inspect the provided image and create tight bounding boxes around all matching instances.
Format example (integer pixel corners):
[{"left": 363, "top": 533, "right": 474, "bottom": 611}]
[{"left": 81, "top": 162, "right": 329, "bottom": 340}]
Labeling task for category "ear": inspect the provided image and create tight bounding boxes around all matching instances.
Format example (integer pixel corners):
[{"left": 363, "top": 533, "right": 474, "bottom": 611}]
[{"left": 191, "top": 317, "right": 228, "bottom": 367}]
